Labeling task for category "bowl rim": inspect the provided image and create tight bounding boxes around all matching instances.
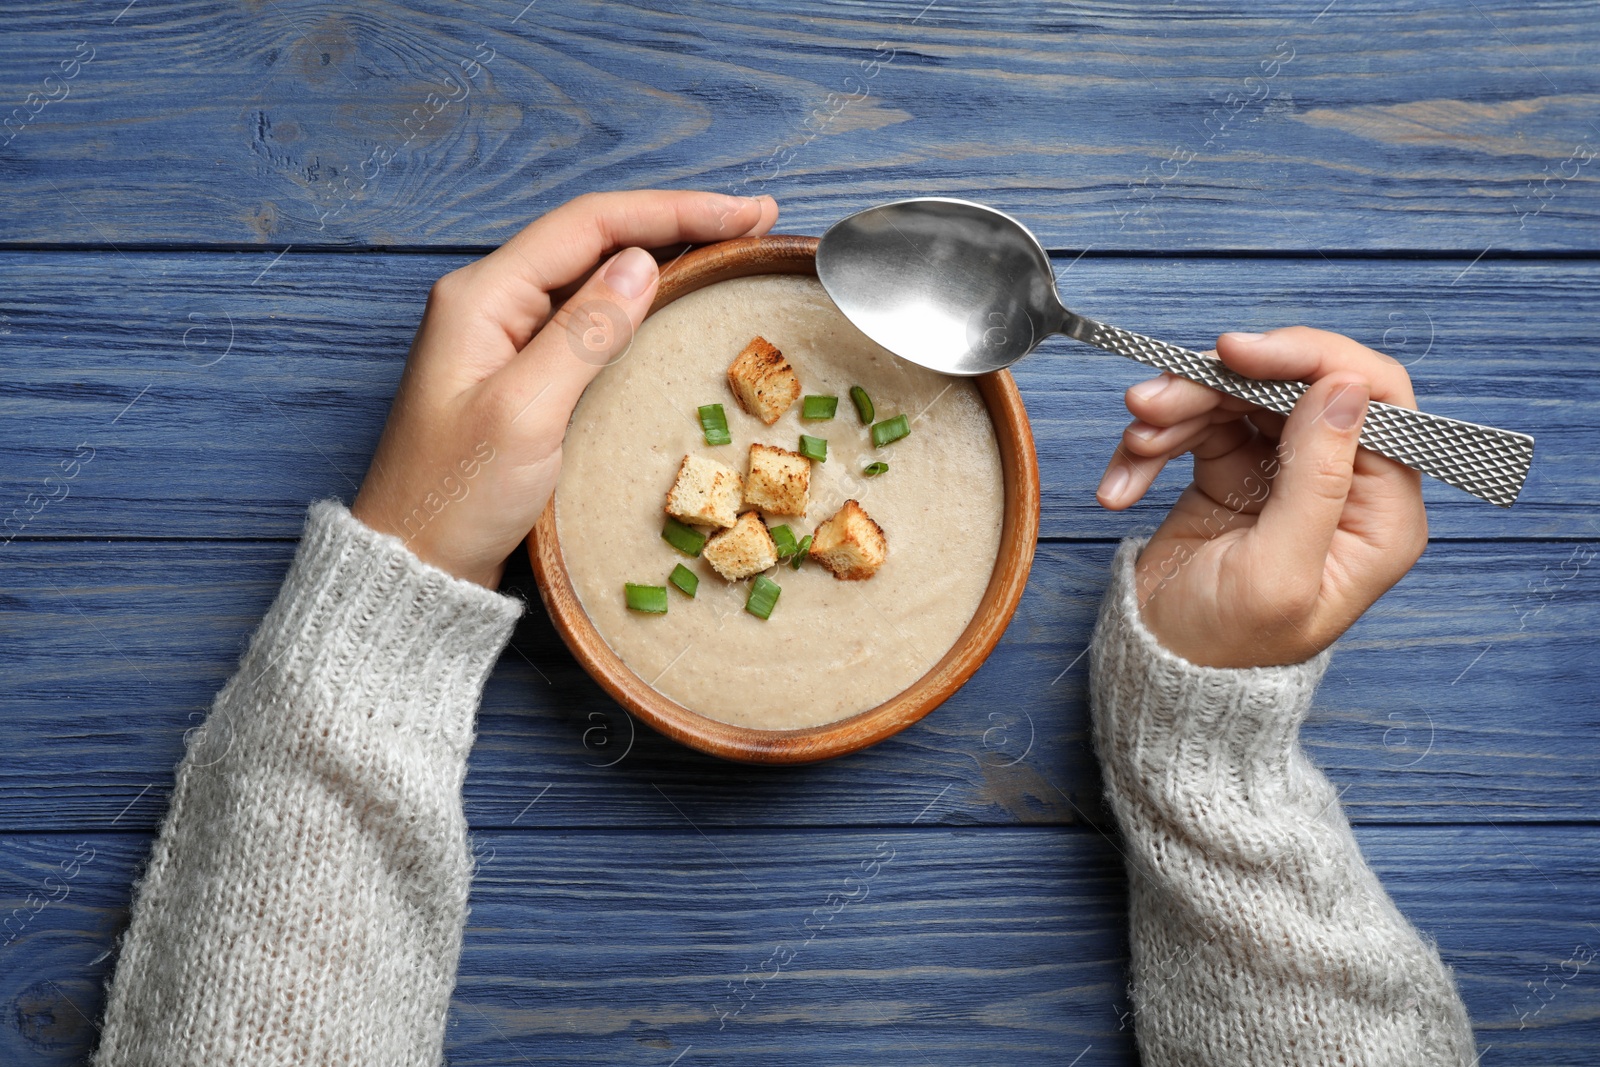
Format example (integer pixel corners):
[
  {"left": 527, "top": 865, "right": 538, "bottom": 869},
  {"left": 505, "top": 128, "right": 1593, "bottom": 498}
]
[{"left": 527, "top": 234, "right": 1040, "bottom": 764}]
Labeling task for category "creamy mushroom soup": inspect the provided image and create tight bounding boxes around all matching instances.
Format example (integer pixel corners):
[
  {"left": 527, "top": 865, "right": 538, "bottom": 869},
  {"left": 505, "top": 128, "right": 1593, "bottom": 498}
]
[{"left": 554, "top": 274, "right": 1005, "bottom": 730}]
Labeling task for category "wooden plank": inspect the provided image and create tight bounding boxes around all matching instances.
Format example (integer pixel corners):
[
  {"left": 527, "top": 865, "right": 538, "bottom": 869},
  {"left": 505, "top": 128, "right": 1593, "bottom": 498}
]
[
  {"left": 1, "top": 1, "right": 1597, "bottom": 250},
  {"left": 2, "top": 538, "right": 1596, "bottom": 831},
  {"left": 1, "top": 827, "right": 1595, "bottom": 1064},
  {"left": 2, "top": 251, "right": 1593, "bottom": 540}
]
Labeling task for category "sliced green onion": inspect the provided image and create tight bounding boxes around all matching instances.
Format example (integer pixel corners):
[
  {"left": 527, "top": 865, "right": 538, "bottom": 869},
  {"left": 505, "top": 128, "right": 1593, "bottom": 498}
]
[
  {"left": 802, "top": 395, "right": 838, "bottom": 420},
  {"left": 745, "top": 574, "right": 782, "bottom": 619},
  {"left": 870, "top": 414, "right": 910, "bottom": 448},
  {"left": 769, "top": 523, "right": 798, "bottom": 558},
  {"left": 668, "top": 563, "right": 699, "bottom": 597},
  {"left": 625, "top": 583, "right": 669, "bottom": 614},
  {"left": 662, "top": 517, "right": 706, "bottom": 557},
  {"left": 790, "top": 533, "right": 812, "bottom": 569},
  {"left": 862, "top": 461, "right": 889, "bottom": 477},
  {"left": 698, "top": 403, "right": 731, "bottom": 446},
  {"left": 798, "top": 434, "right": 828, "bottom": 463},
  {"left": 850, "top": 385, "right": 875, "bottom": 425}
]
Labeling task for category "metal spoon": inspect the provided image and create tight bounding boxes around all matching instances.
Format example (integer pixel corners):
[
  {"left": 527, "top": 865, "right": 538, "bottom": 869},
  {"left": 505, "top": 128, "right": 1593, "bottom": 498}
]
[{"left": 816, "top": 197, "right": 1535, "bottom": 507}]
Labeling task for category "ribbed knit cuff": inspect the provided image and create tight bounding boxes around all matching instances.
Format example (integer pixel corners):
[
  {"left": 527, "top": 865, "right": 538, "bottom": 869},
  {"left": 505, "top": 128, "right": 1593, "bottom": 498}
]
[
  {"left": 226, "top": 500, "right": 525, "bottom": 755},
  {"left": 94, "top": 502, "right": 524, "bottom": 1067},
  {"left": 1089, "top": 538, "right": 1330, "bottom": 793}
]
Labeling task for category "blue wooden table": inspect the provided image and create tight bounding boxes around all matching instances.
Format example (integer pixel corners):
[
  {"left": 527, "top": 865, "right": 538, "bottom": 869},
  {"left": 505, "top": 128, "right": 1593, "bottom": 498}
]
[{"left": 4, "top": 2, "right": 1599, "bottom": 1063}]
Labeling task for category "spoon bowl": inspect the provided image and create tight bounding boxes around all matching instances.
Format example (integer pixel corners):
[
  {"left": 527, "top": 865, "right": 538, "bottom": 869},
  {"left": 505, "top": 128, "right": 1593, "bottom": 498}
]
[{"left": 816, "top": 197, "right": 1058, "bottom": 375}]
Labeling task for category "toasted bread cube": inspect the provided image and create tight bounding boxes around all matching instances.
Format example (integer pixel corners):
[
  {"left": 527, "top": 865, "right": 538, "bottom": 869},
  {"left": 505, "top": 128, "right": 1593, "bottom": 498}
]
[
  {"left": 702, "top": 511, "right": 779, "bottom": 581},
  {"left": 743, "top": 443, "right": 810, "bottom": 516},
  {"left": 809, "top": 499, "right": 887, "bottom": 581},
  {"left": 664, "top": 454, "right": 743, "bottom": 529},
  {"left": 727, "top": 336, "right": 800, "bottom": 426}
]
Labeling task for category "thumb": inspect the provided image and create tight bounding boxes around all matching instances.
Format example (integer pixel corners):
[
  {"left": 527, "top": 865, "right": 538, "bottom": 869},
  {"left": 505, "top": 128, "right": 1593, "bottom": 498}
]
[
  {"left": 1251, "top": 374, "right": 1369, "bottom": 590},
  {"left": 496, "top": 246, "right": 660, "bottom": 422}
]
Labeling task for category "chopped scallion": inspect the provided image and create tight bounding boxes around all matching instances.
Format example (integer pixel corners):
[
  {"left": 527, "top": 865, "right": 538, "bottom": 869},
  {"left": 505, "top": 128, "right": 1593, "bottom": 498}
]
[
  {"left": 850, "top": 385, "right": 875, "bottom": 425},
  {"left": 668, "top": 564, "right": 699, "bottom": 597},
  {"left": 798, "top": 434, "right": 828, "bottom": 462},
  {"left": 862, "top": 461, "right": 889, "bottom": 477},
  {"left": 625, "top": 583, "right": 669, "bottom": 614},
  {"left": 802, "top": 395, "right": 838, "bottom": 420},
  {"left": 769, "top": 523, "right": 798, "bottom": 558},
  {"left": 745, "top": 575, "right": 782, "bottom": 619},
  {"left": 870, "top": 414, "right": 910, "bottom": 448},
  {"left": 661, "top": 517, "right": 707, "bottom": 557},
  {"left": 790, "top": 534, "right": 812, "bottom": 569},
  {"left": 698, "top": 403, "right": 731, "bottom": 446}
]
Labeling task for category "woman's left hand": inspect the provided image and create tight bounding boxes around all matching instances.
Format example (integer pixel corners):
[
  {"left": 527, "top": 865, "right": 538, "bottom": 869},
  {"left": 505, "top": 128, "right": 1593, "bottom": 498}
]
[
  {"left": 1093, "top": 328, "right": 1429, "bottom": 668},
  {"left": 351, "top": 190, "right": 780, "bottom": 588}
]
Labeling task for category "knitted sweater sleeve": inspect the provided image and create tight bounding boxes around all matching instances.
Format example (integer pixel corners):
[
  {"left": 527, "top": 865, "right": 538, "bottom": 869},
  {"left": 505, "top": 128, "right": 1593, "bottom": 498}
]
[
  {"left": 1088, "top": 539, "right": 1476, "bottom": 1067},
  {"left": 93, "top": 501, "right": 523, "bottom": 1067}
]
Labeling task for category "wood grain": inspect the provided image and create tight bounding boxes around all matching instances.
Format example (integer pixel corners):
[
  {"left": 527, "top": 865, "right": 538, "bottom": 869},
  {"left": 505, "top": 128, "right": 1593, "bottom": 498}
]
[
  {"left": 3, "top": 538, "right": 1595, "bottom": 831},
  {"left": 1, "top": 251, "right": 1593, "bottom": 541},
  {"left": 2, "top": 827, "right": 1595, "bottom": 1065},
  {"left": 0, "top": 2, "right": 1597, "bottom": 250},
  {"left": 4, "top": 3, "right": 1597, "bottom": 1060}
]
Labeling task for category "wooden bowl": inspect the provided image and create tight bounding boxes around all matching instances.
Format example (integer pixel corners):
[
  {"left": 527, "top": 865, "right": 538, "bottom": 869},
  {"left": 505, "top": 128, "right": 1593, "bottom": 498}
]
[{"left": 528, "top": 235, "right": 1040, "bottom": 764}]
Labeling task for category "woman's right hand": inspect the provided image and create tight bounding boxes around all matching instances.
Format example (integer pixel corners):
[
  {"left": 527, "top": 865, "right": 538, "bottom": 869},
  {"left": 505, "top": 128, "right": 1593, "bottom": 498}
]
[
  {"left": 350, "top": 190, "right": 779, "bottom": 589},
  {"left": 1094, "top": 327, "right": 1429, "bottom": 668}
]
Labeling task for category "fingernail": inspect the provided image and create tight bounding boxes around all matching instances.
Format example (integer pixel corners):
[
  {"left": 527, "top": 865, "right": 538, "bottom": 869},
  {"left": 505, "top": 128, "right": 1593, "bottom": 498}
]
[
  {"left": 604, "top": 247, "right": 656, "bottom": 300},
  {"left": 1129, "top": 376, "right": 1170, "bottom": 403},
  {"left": 1321, "top": 382, "right": 1369, "bottom": 431},
  {"left": 1099, "top": 462, "right": 1130, "bottom": 504},
  {"left": 1221, "top": 331, "right": 1266, "bottom": 343}
]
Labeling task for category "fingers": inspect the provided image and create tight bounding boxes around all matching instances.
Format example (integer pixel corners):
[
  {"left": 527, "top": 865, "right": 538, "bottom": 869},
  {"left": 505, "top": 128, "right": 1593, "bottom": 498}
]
[
  {"left": 489, "top": 245, "right": 661, "bottom": 434},
  {"left": 1121, "top": 414, "right": 1214, "bottom": 458},
  {"left": 1097, "top": 418, "right": 1257, "bottom": 510},
  {"left": 490, "top": 189, "right": 776, "bottom": 293},
  {"left": 541, "top": 199, "right": 781, "bottom": 311},
  {"left": 1188, "top": 428, "right": 1281, "bottom": 516},
  {"left": 1100, "top": 368, "right": 1263, "bottom": 510},
  {"left": 1215, "top": 327, "right": 1417, "bottom": 408},
  {"left": 476, "top": 190, "right": 779, "bottom": 345},
  {"left": 1098, "top": 413, "right": 1203, "bottom": 509},
  {"left": 1124, "top": 370, "right": 1258, "bottom": 426},
  {"left": 738, "top": 194, "right": 782, "bottom": 238},
  {"left": 1096, "top": 447, "right": 1174, "bottom": 510},
  {"left": 1248, "top": 373, "right": 1369, "bottom": 596}
]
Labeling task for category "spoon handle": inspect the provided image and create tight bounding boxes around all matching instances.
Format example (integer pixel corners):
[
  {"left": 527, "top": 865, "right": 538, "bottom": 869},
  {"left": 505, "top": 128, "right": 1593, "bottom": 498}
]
[{"left": 1075, "top": 318, "right": 1535, "bottom": 507}]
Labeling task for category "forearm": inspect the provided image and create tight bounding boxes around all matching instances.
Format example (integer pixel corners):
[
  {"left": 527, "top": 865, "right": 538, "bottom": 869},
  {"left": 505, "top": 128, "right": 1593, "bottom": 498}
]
[
  {"left": 95, "top": 501, "right": 522, "bottom": 1067},
  {"left": 1090, "top": 539, "right": 1475, "bottom": 1067}
]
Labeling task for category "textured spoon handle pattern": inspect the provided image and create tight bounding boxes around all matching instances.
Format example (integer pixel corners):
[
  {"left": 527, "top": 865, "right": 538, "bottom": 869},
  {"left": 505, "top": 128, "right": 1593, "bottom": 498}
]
[{"left": 1082, "top": 320, "right": 1535, "bottom": 508}]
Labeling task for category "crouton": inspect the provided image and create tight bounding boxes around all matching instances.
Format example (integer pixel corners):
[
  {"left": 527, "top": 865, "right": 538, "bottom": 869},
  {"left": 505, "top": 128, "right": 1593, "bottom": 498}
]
[
  {"left": 743, "top": 443, "right": 810, "bottom": 516},
  {"left": 664, "top": 454, "right": 743, "bottom": 529},
  {"left": 809, "top": 499, "right": 887, "bottom": 581},
  {"left": 727, "top": 336, "right": 800, "bottom": 425},
  {"left": 702, "top": 511, "right": 779, "bottom": 581}
]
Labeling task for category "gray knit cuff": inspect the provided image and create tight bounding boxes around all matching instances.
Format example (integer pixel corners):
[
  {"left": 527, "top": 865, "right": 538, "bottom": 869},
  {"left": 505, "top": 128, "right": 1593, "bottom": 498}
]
[
  {"left": 223, "top": 500, "right": 525, "bottom": 755},
  {"left": 1089, "top": 538, "right": 1330, "bottom": 787}
]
